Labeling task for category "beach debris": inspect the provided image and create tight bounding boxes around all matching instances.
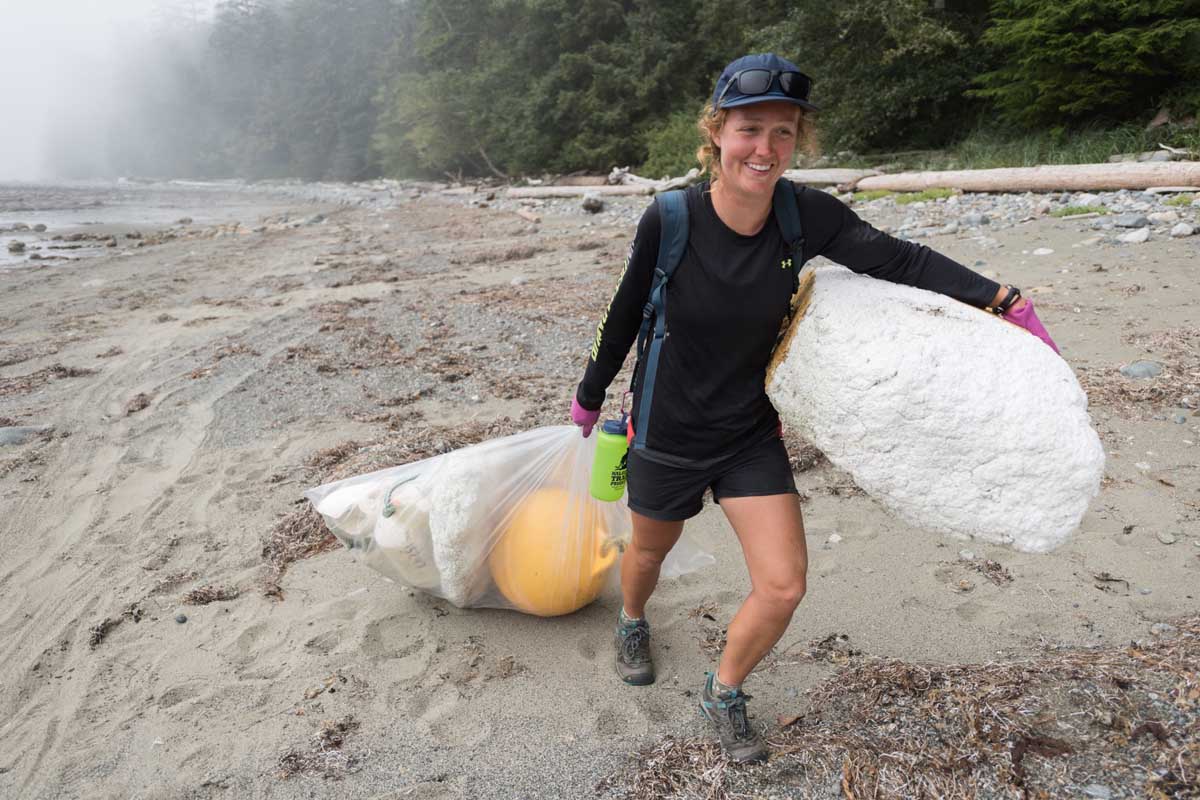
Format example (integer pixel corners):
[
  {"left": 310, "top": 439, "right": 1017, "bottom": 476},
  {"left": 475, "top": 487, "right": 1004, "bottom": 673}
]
[
  {"left": 687, "top": 602, "right": 719, "bottom": 622},
  {"left": 602, "top": 615, "right": 1199, "bottom": 800},
  {"left": 260, "top": 503, "right": 340, "bottom": 597},
  {"left": 0, "top": 363, "right": 98, "bottom": 398},
  {"left": 1151, "top": 623, "right": 1178, "bottom": 636},
  {"left": 7, "top": 240, "right": 25, "bottom": 253},
  {"left": 957, "top": 549, "right": 975, "bottom": 561},
  {"left": 303, "top": 672, "right": 347, "bottom": 700},
  {"left": 88, "top": 603, "right": 145, "bottom": 648},
  {"left": 96, "top": 346, "right": 123, "bottom": 358},
  {"left": 968, "top": 559, "right": 1013, "bottom": 586},
  {"left": 1081, "top": 784, "right": 1112, "bottom": 799},
  {"left": 182, "top": 584, "right": 240, "bottom": 605},
  {"left": 515, "top": 208, "right": 541, "bottom": 224},
  {"left": 1157, "top": 531, "right": 1178, "bottom": 545},
  {"left": 954, "top": 579, "right": 975, "bottom": 593},
  {"left": 276, "top": 716, "right": 361, "bottom": 780},
  {"left": 776, "top": 713, "right": 803, "bottom": 729},
  {"left": 124, "top": 393, "right": 152, "bottom": 415},
  {"left": 1092, "top": 571, "right": 1131, "bottom": 595},
  {"left": 824, "top": 533, "right": 843, "bottom": 547}
]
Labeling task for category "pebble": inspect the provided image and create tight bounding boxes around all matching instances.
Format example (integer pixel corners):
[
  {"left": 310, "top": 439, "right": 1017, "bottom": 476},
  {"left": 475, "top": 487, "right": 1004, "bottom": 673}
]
[
  {"left": 175, "top": 613, "right": 188, "bottom": 624},
  {"left": 1120, "top": 360, "right": 1163, "bottom": 379},
  {"left": 1135, "top": 462, "right": 1152, "bottom": 471},
  {"left": 581, "top": 193, "right": 604, "bottom": 214},
  {"left": 1170, "top": 222, "right": 1195, "bottom": 238},
  {"left": 1113, "top": 213, "right": 1149, "bottom": 228},
  {"left": 1139, "top": 588, "right": 1153, "bottom": 596},
  {"left": 957, "top": 549, "right": 975, "bottom": 561},
  {"left": 1117, "top": 226, "right": 1150, "bottom": 243},
  {"left": 962, "top": 212, "right": 989, "bottom": 226},
  {"left": 1075, "top": 192, "right": 1101, "bottom": 206},
  {"left": 1082, "top": 784, "right": 1112, "bottom": 799},
  {"left": 825, "top": 533, "right": 843, "bottom": 546},
  {"left": 937, "top": 222, "right": 959, "bottom": 235},
  {"left": 1148, "top": 210, "right": 1179, "bottom": 224},
  {"left": 1031, "top": 247, "right": 1054, "bottom": 256},
  {"left": 1151, "top": 623, "right": 1177, "bottom": 636},
  {"left": 1175, "top": 414, "right": 1188, "bottom": 424},
  {"left": 1157, "top": 531, "right": 1177, "bottom": 545}
]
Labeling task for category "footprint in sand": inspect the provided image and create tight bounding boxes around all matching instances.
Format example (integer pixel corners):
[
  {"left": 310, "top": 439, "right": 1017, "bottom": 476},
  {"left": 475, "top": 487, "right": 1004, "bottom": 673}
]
[
  {"left": 576, "top": 636, "right": 597, "bottom": 660},
  {"left": 156, "top": 681, "right": 205, "bottom": 709}
]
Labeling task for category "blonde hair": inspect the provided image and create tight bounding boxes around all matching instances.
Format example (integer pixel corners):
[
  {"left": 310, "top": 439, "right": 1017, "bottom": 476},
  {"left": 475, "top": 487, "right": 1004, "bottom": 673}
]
[{"left": 695, "top": 102, "right": 819, "bottom": 181}]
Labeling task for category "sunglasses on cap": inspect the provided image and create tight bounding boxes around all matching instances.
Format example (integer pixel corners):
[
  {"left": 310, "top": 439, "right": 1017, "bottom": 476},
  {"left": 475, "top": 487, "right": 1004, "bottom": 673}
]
[{"left": 714, "top": 68, "right": 813, "bottom": 110}]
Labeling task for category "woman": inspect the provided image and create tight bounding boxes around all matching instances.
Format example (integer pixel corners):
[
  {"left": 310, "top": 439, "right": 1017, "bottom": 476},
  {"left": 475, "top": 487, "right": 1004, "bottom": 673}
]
[{"left": 570, "top": 53, "right": 1057, "bottom": 763}]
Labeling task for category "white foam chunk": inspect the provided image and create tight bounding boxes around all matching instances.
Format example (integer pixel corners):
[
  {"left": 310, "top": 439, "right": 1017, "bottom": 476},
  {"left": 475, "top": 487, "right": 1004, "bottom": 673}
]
[{"left": 767, "top": 265, "right": 1104, "bottom": 553}]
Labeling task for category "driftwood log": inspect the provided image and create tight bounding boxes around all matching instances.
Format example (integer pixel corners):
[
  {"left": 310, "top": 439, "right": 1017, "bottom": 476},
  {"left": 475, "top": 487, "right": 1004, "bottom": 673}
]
[
  {"left": 783, "top": 168, "right": 880, "bottom": 186},
  {"left": 850, "top": 162, "right": 1200, "bottom": 193},
  {"left": 505, "top": 184, "right": 654, "bottom": 199}
]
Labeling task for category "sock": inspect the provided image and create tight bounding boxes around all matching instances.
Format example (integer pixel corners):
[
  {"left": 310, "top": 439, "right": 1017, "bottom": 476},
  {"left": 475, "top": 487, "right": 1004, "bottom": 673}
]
[
  {"left": 618, "top": 607, "right": 644, "bottom": 628},
  {"left": 712, "top": 673, "right": 741, "bottom": 697}
]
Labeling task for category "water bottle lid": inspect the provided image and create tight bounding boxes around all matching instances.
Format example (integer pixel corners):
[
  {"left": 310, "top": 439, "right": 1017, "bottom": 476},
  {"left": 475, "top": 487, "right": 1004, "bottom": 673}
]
[{"left": 601, "top": 418, "right": 625, "bottom": 435}]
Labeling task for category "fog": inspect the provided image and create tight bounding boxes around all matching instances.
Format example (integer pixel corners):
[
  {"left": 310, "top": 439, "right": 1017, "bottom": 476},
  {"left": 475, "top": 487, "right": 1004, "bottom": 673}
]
[{"left": 0, "top": 0, "right": 216, "bottom": 181}]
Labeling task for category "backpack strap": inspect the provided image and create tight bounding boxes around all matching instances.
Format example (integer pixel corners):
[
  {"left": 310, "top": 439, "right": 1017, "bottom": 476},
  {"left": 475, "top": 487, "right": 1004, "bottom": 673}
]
[
  {"left": 772, "top": 178, "right": 806, "bottom": 297},
  {"left": 630, "top": 189, "right": 689, "bottom": 451}
]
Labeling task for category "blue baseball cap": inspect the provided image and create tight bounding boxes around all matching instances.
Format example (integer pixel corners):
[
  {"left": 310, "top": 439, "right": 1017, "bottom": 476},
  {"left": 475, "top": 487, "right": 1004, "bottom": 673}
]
[{"left": 711, "top": 53, "right": 819, "bottom": 112}]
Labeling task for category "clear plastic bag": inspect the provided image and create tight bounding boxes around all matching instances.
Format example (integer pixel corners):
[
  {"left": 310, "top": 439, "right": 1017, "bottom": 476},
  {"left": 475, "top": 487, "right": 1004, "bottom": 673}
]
[{"left": 305, "top": 425, "right": 714, "bottom": 615}]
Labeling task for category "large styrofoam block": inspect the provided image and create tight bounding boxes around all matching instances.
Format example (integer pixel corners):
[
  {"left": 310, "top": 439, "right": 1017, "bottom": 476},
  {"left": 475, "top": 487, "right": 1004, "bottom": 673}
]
[{"left": 766, "top": 265, "right": 1104, "bottom": 553}]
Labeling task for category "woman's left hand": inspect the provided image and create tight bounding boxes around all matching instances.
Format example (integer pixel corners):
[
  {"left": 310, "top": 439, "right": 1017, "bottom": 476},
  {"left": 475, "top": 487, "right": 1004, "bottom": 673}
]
[{"left": 1003, "top": 298, "right": 1060, "bottom": 355}]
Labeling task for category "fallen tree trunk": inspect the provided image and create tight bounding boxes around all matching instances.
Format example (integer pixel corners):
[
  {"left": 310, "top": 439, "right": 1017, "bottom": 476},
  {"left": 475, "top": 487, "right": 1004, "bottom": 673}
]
[
  {"left": 505, "top": 184, "right": 654, "bottom": 199},
  {"left": 851, "top": 162, "right": 1200, "bottom": 193},
  {"left": 783, "top": 168, "right": 880, "bottom": 186}
]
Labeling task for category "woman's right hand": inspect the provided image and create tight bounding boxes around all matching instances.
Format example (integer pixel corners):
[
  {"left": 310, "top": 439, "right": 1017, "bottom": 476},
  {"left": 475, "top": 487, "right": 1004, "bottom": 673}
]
[{"left": 570, "top": 396, "right": 601, "bottom": 438}]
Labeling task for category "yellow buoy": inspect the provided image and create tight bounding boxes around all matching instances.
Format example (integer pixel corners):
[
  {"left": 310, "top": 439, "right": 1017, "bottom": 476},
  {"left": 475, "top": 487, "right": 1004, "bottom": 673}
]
[{"left": 489, "top": 488, "right": 618, "bottom": 616}]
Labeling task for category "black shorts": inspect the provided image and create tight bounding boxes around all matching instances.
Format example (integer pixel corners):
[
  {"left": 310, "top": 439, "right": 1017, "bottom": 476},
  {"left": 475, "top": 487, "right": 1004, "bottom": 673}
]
[{"left": 626, "top": 435, "right": 798, "bottom": 522}]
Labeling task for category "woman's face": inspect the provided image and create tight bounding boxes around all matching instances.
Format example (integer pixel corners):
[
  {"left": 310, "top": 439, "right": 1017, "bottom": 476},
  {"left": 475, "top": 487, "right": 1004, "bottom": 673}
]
[{"left": 712, "top": 102, "right": 800, "bottom": 200}]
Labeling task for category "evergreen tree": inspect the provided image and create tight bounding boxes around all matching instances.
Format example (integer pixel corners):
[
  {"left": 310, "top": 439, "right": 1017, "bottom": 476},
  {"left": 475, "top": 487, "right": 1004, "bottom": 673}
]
[{"left": 973, "top": 0, "right": 1200, "bottom": 128}]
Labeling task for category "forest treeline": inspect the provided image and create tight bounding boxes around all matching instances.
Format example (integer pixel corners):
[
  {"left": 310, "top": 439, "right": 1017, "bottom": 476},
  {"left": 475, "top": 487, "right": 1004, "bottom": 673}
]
[{"left": 85, "top": 0, "right": 1200, "bottom": 181}]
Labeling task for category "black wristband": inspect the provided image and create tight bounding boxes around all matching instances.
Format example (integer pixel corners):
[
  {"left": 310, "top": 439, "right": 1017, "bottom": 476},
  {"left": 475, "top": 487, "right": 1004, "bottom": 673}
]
[{"left": 994, "top": 285, "right": 1021, "bottom": 315}]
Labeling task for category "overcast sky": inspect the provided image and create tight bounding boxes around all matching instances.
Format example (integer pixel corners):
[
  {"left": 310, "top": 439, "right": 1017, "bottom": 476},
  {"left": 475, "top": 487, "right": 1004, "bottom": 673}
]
[{"left": 0, "top": 0, "right": 216, "bottom": 180}]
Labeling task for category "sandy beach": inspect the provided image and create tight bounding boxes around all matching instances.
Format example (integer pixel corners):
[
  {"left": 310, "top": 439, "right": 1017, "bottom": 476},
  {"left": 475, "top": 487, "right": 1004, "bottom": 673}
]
[{"left": 0, "top": 180, "right": 1197, "bottom": 799}]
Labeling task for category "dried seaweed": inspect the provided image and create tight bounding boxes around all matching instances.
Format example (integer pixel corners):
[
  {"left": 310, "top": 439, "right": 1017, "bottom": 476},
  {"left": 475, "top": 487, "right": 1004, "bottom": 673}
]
[
  {"left": 1077, "top": 326, "right": 1200, "bottom": 412},
  {"left": 602, "top": 616, "right": 1200, "bottom": 800},
  {"left": 124, "top": 393, "right": 152, "bottom": 415},
  {"left": 182, "top": 584, "right": 240, "bottom": 605},
  {"left": 0, "top": 363, "right": 98, "bottom": 397},
  {"left": 276, "top": 716, "right": 362, "bottom": 780}
]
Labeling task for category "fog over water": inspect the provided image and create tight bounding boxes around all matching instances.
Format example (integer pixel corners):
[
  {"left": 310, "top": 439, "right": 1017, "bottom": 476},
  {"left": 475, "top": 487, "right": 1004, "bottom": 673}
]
[{"left": 0, "top": 0, "right": 216, "bottom": 181}]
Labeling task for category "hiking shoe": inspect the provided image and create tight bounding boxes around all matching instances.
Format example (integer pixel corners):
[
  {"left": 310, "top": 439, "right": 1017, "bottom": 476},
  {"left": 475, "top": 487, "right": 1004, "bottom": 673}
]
[
  {"left": 699, "top": 672, "right": 768, "bottom": 763},
  {"left": 614, "top": 618, "right": 655, "bottom": 685}
]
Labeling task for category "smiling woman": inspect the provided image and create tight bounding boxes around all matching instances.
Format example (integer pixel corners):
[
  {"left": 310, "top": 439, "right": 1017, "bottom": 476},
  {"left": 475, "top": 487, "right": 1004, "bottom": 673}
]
[{"left": 571, "top": 51, "right": 1063, "bottom": 765}]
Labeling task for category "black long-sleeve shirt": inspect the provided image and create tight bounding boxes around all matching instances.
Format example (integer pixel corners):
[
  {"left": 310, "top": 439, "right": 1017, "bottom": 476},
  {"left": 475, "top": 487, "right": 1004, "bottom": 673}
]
[{"left": 577, "top": 180, "right": 1001, "bottom": 465}]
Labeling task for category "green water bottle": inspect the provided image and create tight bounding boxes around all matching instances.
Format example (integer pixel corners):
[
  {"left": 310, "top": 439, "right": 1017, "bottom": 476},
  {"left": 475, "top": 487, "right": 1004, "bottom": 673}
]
[{"left": 590, "top": 417, "right": 629, "bottom": 501}]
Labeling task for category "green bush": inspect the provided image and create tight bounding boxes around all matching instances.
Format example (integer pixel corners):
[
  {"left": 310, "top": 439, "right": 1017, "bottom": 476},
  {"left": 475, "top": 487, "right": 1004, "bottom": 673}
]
[
  {"left": 639, "top": 107, "right": 705, "bottom": 179},
  {"left": 973, "top": 0, "right": 1200, "bottom": 129}
]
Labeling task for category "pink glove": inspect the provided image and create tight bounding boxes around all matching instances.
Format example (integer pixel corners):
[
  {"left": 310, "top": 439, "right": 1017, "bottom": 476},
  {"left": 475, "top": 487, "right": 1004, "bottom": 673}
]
[
  {"left": 1003, "top": 299, "right": 1060, "bottom": 355},
  {"left": 570, "top": 396, "right": 601, "bottom": 437}
]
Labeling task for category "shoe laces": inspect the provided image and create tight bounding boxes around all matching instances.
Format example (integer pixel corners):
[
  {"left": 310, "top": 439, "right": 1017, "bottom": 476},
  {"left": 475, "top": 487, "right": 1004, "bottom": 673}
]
[
  {"left": 726, "top": 692, "right": 752, "bottom": 739},
  {"left": 620, "top": 625, "right": 650, "bottom": 663}
]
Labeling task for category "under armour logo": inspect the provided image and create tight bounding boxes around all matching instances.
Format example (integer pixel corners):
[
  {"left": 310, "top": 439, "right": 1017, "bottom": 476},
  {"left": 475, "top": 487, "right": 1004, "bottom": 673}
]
[{"left": 781, "top": 258, "right": 793, "bottom": 270}]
